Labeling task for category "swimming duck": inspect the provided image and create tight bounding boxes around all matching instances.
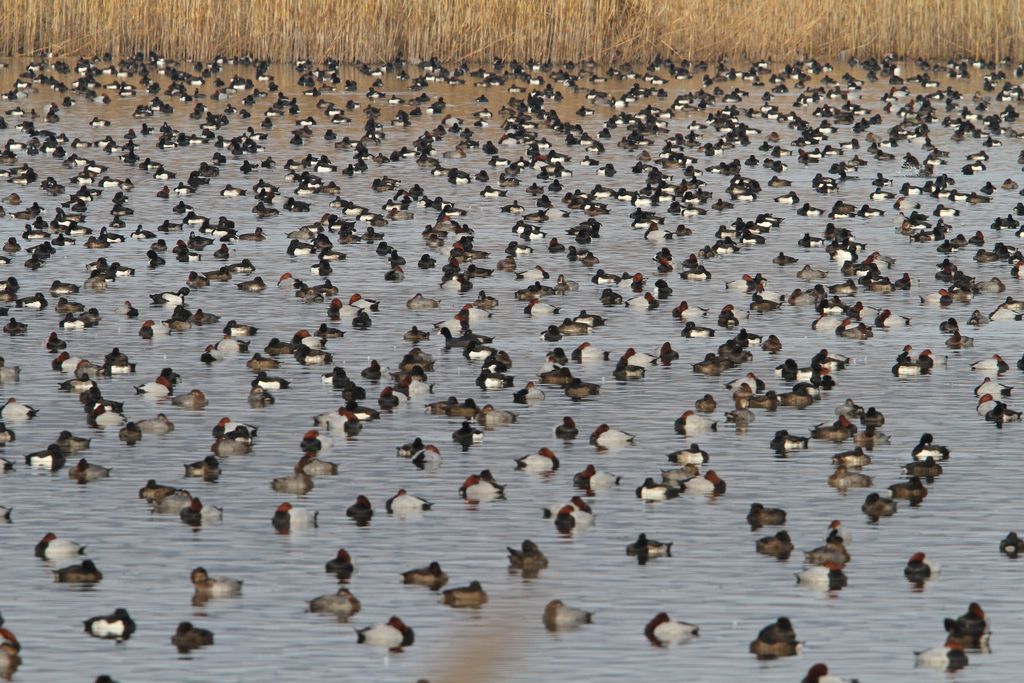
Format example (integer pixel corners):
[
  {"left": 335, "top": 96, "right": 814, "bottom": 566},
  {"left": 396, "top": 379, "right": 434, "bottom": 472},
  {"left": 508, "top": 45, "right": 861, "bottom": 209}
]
[
  {"left": 888, "top": 476, "right": 928, "bottom": 504},
  {"left": 401, "top": 562, "right": 448, "bottom": 589},
  {"left": 385, "top": 489, "right": 432, "bottom": 514},
  {"left": 749, "top": 617, "right": 800, "bottom": 658},
  {"left": 573, "top": 464, "right": 621, "bottom": 490},
  {"left": 756, "top": 531, "right": 794, "bottom": 559},
  {"left": 273, "top": 502, "right": 318, "bottom": 530},
  {"left": 183, "top": 455, "right": 221, "bottom": 482},
  {"left": 667, "top": 443, "right": 710, "bottom": 465},
  {"left": 747, "top": 503, "right": 786, "bottom": 528},
  {"left": 271, "top": 463, "right": 313, "bottom": 494},
  {"left": 862, "top": 492, "right": 898, "bottom": 519},
  {"left": 915, "top": 638, "right": 968, "bottom": 670},
  {"left": 84, "top": 609, "right": 135, "bottom": 641},
  {"left": 53, "top": 559, "right": 103, "bottom": 583},
  {"left": 943, "top": 602, "right": 990, "bottom": 649},
  {"left": 179, "top": 498, "right": 223, "bottom": 526},
  {"left": 308, "top": 588, "right": 362, "bottom": 617},
  {"left": 68, "top": 458, "right": 110, "bottom": 483},
  {"left": 442, "top": 581, "right": 488, "bottom": 607},
  {"left": 796, "top": 562, "right": 847, "bottom": 590},
  {"left": 635, "top": 478, "right": 679, "bottom": 501},
  {"left": 801, "top": 663, "right": 857, "bottom": 683},
  {"left": 1000, "top": 531, "right": 1024, "bottom": 558},
  {"left": 346, "top": 495, "right": 374, "bottom": 522},
  {"left": 912, "top": 433, "right": 950, "bottom": 460},
  {"left": 459, "top": 470, "right": 505, "bottom": 501},
  {"left": 507, "top": 540, "right": 548, "bottom": 575},
  {"left": 515, "top": 447, "right": 559, "bottom": 471},
  {"left": 356, "top": 616, "right": 414, "bottom": 649},
  {"left": 589, "top": 423, "right": 634, "bottom": 447},
  {"left": 645, "top": 613, "right": 698, "bottom": 646},
  {"left": 904, "top": 552, "right": 940, "bottom": 583},
  {"left": 675, "top": 410, "right": 718, "bottom": 434},
  {"left": 681, "top": 470, "right": 726, "bottom": 495},
  {"left": 1, "top": 398, "right": 37, "bottom": 420},
  {"left": 171, "top": 622, "right": 214, "bottom": 652},
  {"left": 190, "top": 567, "right": 242, "bottom": 597},
  {"left": 626, "top": 533, "right": 673, "bottom": 564},
  {"left": 542, "top": 600, "right": 592, "bottom": 630},
  {"left": 34, "top": 532, "right": 86, "bottom": 559}
]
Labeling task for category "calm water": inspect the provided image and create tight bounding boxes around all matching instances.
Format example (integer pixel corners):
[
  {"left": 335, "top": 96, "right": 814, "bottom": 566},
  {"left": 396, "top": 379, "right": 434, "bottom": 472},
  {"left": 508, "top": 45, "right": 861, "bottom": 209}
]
[{"left": 0, "top": 56, "right": 1023, "bottom": 682}]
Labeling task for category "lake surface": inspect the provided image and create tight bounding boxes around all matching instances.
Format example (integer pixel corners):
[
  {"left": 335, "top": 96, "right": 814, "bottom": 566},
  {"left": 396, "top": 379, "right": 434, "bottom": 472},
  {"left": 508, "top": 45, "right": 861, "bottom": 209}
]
[{"left": 0, "top": 55, "right": 1023, "bottom": 682}]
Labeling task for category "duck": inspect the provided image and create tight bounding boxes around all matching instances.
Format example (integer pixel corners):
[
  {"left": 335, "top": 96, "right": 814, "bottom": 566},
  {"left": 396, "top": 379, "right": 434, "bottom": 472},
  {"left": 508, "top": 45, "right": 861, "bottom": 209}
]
[
  {"left": 861, "top": 492, "right": 898, "bottom": 518},
  {"left": 915, "top": 638, "right": 968, "bottom": 670},
  {"left": 271, "top": 463, "right": 314, "bottom": 494},
  {"left": 346, "top": 495, "right": 374, "bottom": 522},
  {"left": 272, "top": 502, "right": 318, "bottom": 531},
  {"left": 507, "top": 540, "right": 548, "bottom": 575},
  {"left": 589, "top": 423, "right": 634, "bottom": 447},
  {"left": 770, "top": 430, "right": 808, "bottom": 452},
  {"left": 84, "top": 609, "right": 136, "bottom": 641},
  {"left": 190, "top": 565, "right": 241, "bottom": 598},
  {"left": 317, "top": 548, "right": 355, "bottom": 579},
  {"left": 442, "top": 581, "right": 488, "bottom": 607},
  {"left": 0, "top": 628, "right": 20, "bottom": 671},
  {"left": 179, "top": 498, "right": 223, "bottom": 526},
  {"left": 756, "top": 531, "right": 794, "bottom": 559},
  {"left": 401, "top": 561, "right": 449, "bottom": 589},
  {"left": 681, "top": 470, "right": 726, "bottom": 495},
  {"left": 171, "top": 622, "right": 214, "bottom": 652},
  {"left": 459, "top": 470, "right": 505, "bottom": 500},
  {"left": 904, "top": 552, "right": 940, "bottom": 583},
  {"left": 385, "top": 489, "right": 432, "bottom": 514},
  {"left": 645, "top": 613, "right": 698, "bottom": 646},
  {"left": 24, "top": 445, "right": 66, "bottom": 470},
  {"left": 308, "top": 588, "right": 362, "bottom": 617},
  {"left": 542, "top": 600, "right": 592, "bottom": 630},
  {"left": 801, "top": 663, "right": 857, "bottom": 683},
  {"left": 747, "top": 503, "right": 786, "bottom": 528},
  {"left": 515, "top": 447, "right": 559, "bottom": 471},
  {"left": 635, "top": 478, "right": 679, "bottom": 501},
  {"left": 749, "top": 617, "right": 800, "bottom": 658},
  {"left": 674, "top": 410, "right": 717, "bottom": 434},
  {"left": 573, "top": 464, "right": 621, "bottom": 490},
  {"left": 34, "top": 532, "right": 86, "bottom": 559},
  {"left": 1, "top": 398, "right": 37, "bottom": 420},
  {"left": 944, "top": 602, "right": 990, "bottom": 649},
  {"left": 68, "top": 459, "right": 111, "bottom": 483},
  {"left": 1000, "top": 531, "right": 1024, "bottom": 557},
  {"left": 356, "top": 616, "right": 414, "bottom": 649},
  {"left": 550, "top": 497, "right": 594, "bottom": 533},
  {"left": 970, "top": 354, "right": 1009, "bottom": 374},
  {"left": 805, "top": 535, "right": 851, "bottom": 566},
  {"left": 796, "top": 563, "right": 847, "bottom": 590},
  {"left": 912, "top": 433, "right": 950, "bottom": 460},
  {"left": 172, "top": 389, "right": 208, "bottom": 409},
  {"left": 53, "top": 559, "right": 103, "bottom": 583},
  {"left": 184, "top": 455, "right": 221, "bottom": 481},
  {"left": 625, "top": 533, "right": 673, "bottom": 563},
  {"left": 888, "top": 476, "right": 928, "bottom": 503}
]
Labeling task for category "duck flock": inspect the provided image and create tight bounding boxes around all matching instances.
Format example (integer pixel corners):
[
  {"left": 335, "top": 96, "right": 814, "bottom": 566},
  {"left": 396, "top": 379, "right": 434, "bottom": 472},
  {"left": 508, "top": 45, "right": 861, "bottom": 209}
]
[{"left": 2, "top": 51, "right": 1024, "bottom": 681}]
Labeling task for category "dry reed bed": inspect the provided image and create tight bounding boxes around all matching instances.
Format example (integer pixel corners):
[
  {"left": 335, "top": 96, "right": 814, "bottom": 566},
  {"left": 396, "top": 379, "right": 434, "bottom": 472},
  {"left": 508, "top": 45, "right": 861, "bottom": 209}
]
[{"left": 0, "top": 0, "right": 1020, "bottom": 63}]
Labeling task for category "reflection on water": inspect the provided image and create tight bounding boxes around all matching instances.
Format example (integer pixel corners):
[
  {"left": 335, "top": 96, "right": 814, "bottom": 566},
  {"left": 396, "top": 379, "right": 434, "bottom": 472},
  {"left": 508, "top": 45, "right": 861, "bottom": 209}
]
[{"left": 0, "top": 56, "right": 1021, "bottom": 682}]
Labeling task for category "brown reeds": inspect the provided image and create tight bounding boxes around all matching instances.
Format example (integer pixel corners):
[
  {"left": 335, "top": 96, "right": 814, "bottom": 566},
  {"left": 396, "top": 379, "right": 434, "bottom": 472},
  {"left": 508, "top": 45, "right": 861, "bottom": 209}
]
[{"left": 0, "top": 0, "right": 1019, "bottom": 63}]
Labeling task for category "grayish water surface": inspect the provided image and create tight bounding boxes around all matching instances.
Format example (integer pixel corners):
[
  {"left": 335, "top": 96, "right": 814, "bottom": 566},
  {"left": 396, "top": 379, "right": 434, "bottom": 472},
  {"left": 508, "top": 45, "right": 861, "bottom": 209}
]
[{"left": 0, "top": 57, "right": 1022, "bottom": 682}]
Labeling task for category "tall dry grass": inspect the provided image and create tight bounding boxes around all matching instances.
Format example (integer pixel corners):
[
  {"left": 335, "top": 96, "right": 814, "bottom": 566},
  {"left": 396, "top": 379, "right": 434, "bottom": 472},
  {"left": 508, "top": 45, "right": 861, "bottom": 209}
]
[{"left": 0, "top": 0, "right": 1020, "bottom": 63}]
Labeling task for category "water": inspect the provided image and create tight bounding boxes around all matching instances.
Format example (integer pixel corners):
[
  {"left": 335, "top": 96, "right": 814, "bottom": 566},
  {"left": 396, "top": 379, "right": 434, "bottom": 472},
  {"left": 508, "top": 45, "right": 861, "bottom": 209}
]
[{"left": 0, "top": 56, "right": 1022, "bottom": 682}]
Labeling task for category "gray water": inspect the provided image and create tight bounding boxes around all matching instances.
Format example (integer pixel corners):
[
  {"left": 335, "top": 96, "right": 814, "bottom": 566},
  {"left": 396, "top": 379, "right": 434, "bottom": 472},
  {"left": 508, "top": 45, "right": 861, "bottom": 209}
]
[{"left": 0, "top": 56, "right": 1022, "bottom": 682}]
